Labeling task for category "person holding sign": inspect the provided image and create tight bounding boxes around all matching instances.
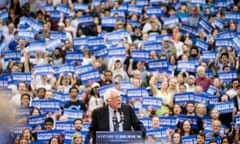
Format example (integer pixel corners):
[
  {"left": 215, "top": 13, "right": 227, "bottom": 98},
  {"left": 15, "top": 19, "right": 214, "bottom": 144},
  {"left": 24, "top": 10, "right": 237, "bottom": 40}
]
[{"left": 88, "top": 88, "right": 146, "bottom": 144}]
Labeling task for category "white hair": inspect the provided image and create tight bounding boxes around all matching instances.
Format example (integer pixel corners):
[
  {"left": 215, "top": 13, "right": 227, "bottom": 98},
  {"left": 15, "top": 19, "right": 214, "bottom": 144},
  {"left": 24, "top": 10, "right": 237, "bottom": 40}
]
[
  {"left": 103, "top": 88, "right": 119, "bottom": 104},
  {"left": 197, "top": 66, "right": 205, "bottom": 72}
]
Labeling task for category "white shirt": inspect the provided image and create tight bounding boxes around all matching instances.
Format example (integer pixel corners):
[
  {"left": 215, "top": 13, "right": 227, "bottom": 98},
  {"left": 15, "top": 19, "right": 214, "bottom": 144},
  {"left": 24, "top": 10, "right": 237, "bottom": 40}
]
[{"left": 108, "top": 106, "right": 123, "bottom": 132}]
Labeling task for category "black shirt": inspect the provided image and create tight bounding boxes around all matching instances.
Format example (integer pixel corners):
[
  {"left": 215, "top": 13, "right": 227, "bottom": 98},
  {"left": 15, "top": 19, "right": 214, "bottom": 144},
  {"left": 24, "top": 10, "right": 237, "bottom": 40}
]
[{"left": 64, "top": 100, "right": 86, "bottom": 111}]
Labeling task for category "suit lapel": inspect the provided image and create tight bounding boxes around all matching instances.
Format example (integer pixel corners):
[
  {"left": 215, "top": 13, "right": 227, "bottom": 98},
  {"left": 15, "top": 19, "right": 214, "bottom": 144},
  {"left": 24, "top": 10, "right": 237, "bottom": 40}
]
[{"left": 103, "top": 106, "right": 110, "bottom": 131}]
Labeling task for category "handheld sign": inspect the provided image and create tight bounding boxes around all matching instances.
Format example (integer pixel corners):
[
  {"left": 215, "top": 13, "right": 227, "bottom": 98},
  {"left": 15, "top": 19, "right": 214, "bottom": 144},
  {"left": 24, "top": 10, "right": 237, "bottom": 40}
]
[{"left": 79, "top": 69, "right": 101, "bottom": 84}]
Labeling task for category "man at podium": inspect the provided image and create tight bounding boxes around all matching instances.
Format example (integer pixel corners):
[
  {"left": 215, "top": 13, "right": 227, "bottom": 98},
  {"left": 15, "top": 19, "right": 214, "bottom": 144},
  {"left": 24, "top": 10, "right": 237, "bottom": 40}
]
[{"left": 88, "top": 88, "right": 146, "bottom": 144}]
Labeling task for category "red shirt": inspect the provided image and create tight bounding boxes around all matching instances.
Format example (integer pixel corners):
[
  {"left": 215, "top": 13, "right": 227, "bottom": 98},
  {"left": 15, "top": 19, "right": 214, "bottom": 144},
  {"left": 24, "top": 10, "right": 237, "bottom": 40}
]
[{"left": 195, "top": 76, "right": 212, "bottom": 90}]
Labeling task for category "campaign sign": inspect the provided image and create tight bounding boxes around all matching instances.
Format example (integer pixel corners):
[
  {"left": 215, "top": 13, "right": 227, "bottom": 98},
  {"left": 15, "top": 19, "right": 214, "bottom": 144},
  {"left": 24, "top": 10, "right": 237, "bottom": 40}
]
[
  {"left": 146, "top": 128, "right": 168, "bottom": 141},
  {"left": 177, "top": 115, "right": 198, "bottom": 128},
  {"left": 96, "top": 131, "right": 144, "bottom": 144},
  {"left": 176, "top": 61, "right": 196, "bottom": 72},
  {"left": 0, "top": 10, "right": 8, "bottom": 22},
  {"left": 159, "top": 116, "right": 177, "bottom": 129},
  {"left": 234, "top": 115, "right": 240, "bottom": 128},
  {"left": 27, "top": 40, "right": 46, "bottom": 53},
  {"left": 214, "top": 18, "right": 224, "bottom": 30},
  {"left": 148, "top": 59, "right": 168, "bottom": 72},
  {"left": 215, "top": 38, "right": 233, "bottom": 48},
  {"left": 174, "top": 92, "right": 194, "bottom": 104},
  {"left": 0, "top": 74, "right": 8, "bottom": 88},
  {"left": 64, "top": 130, "right": 87, "bottom": 143},
  {"left": 224, "top": 12, "right": 240, "bottom": 23},
  {"left": 182, "top": 135, "right": 196, "bottom": 144},
  {"left": 11, "top": 72, "right": 32, "bottom": 84},
  {"left": 127, "top": 20, "right": 141, "bottom": 27},
  {"left": 92, "top": 46, "right": 108, "bottom": 59},
  {"left": 208, "top": 95, "right": 220, "bottom": 107},
  {"left": 28, "top": 17, "right": 43, "bottom": 32},
  {"left": 56, "top": 4, "right": 71, "bottom": 17},
  {"left": 16, "top": 107, "right": 32, "bottom": 117},
  {"left": 97, "top": 84, "right": 115, "bottom": 99},
  {"left": 74, "top": 64, "right": 93, "bottom": 76},
  {"left": 64, "top": 109, "right": 83, "bottom": 120},
  {"left": 108, "top": 47, "right": 126, "bottom": 58},
  {"left": 198, "top": 18, "right": 214, "bottom": 34},
  {"left": 49, "top": 10, "right": 61, "bottom": 21},
  {"left": 201, "top": 51, "right": 216, "bottom": 62},
  {"left": 73, "top": 37, "right": 88, "bottom": 50},
  {"left": 4, "top": 51, "right": 21, "bottom": 62},
  {"left": 50, "top": 31, "right": 66, "bottom": 43},
  {"left": 17, "top": 29, "right": 35, "bottom": 40},
  {"left": 127, "top": 5, "right": 142, "bottom": 15},
  {"left": 111, "top": 9, "right": 125, "bottom": 18},
  {"left": 39, "top": 4, "right": 54, "bottom": 12},
  {"left": 82, "top": 122, "right": 90, "bottom": 132},
  {"left": 74, "top": 3, "right": 88, "bottom": 11},
  {"left": 193, "top": 93, "right": 208, "bottom": 104},
  {"left": 119, "top": 81, "right": 134, "bottom": 91},
  {"left": 142, "top": 41, "right": 162, "bottom": 52},
  {"left": 194, "top": 38, "right": 209, "bottom": 51},
  {"left": 127, "top": 88, "right": 144, "bottom": 100},
  {"left": 151, "top": 0, "right": 165, "bottom": 4},
  {"left": 28, "top": 114, "right": 46, "bottom": 126},
  {"left": 57, "top": 63, "right": 75, "bottom": 75},
  {"left": 180, "top": 23, "right": 198, "bottom": 37},
  {"left": 207, "top": 85, "right": 219, "bottom": 95},
  {"left": 101, "top": 17, "right": 116, "bottom": 27},
  {"left": 164, "top": 17, "right": 179, "bottom": 28},
  {"left": 55, "top": 121, "right": 74, "bottom": 131},
  {"left": 33, "top": 64, "right": 53, "bottom": 76},
  {"left": 31, "top": 99, "right": 60, "bottom": 113},
  {"left": 53, "top": 91, "right": 68, "bottom": 105},
  {"left": 131, "top": 50, "right": 150, "bottom": 61},
  {"left": 65, "top": 51, "right": 83, "bottom": 64},
  {"left": 218, "top": 71, "right": 237, "bottom": 82},
  {"left": 190, "top": 0, "right": 205, "bottom": 5},
  {"left": 77, "top": 15, "right": 93, "bottom": 27},
  {"left": 37, "top": 130, "right": 63, "bottom": 142},
  {"left": 136, "top": 0, "right": 148, "bottom": 6},
  {"left": 46, "top": 39, "right": 63, "bottom": 51},
  {"left": 79, "top": 69, "right": 101, "bottom": 84},
  {"left": 88, "top": 36, "right": 104, "bottom": 47},
  {"left": 233, "top": 35, "right": 240, "bottom": 50},
  {"left": 205, "top": 137, "right": 221, "bottom": 144},
  {"left": 139, "top": 117, "right": 152, "bottom": 129},
  {"left": 142, "top": 97, "right": 162, "bottom": 110},
  {"left": 146, "top": 6, "right": 163, "bottom": 17},
  {"left": 13, "top": 124, "right": 32, "bottom": 135},
  {"left": 214, "top": 101, "right": 234, "bottom": 114}
]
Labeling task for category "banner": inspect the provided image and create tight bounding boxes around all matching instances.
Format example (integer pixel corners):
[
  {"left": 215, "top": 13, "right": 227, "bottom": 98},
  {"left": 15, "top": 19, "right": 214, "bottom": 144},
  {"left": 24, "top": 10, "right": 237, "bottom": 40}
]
[
  {"left": 75, "top": 64, "right": 94, "bottom": 75},
  {"left": 215, "top": 38, "right": 233, "bottom": 48},
  {"left": 77, "top": 15, "right": 93, "bottom": 27},
  {"left": 65, "top": 51, "right": 83, "bottom": 64},
  {"left": 50, "top": 31, "right": 66, "bottom": 43},
  {"left": 46, "top": 39, "right": 63, "bottom": 51},
  {"left": 17, "top": 29, "right": 35, "bottom": 40},
  {"left": 33, "top": 64, "right": 53, "bottom": 76},
  {"left": 28, "top": 17, "right": 43, "bottom": 32},
  {"left": 142, "top": 41, "right": 162, "bottom": 52},
  {"left": 164, "top": 17, "right": 179, "bottom": 28},
  {"left": 127, "top": 5, "right": 142, "bottom": 15},
  {"left": 201, "top": 51, "right": 216, "bottom": 62},
  {"left": 174, "top": 92, "right": 194, "bottom": 105},
  {"left": 4, "top": 51, "right": 21, "bottom": 62},
  {"left": 159, "top": 116, "right": 177, "bottom": 129},
  {"left": 127, "top": 20, "right": 141, "bottom": 27},
  {"left": 73, "top": 37, "right": 88, "bottom": 50},
  {"left": 88, "top": 36, "right": 104, "bottom": 47},
  {"left": 177, "top": 115, "right": 198, "bottom": 128},
  {"left": 180, "top": 23, "right": 198, "bottom": 37},
  {"left": 146, "top": 6, "right": 163, "bottom": 17},
  {"left": 79, "top": 69, "right": 101, "bottom": 84},
  {"left": 148, "top": 59, "right": 168, "bottom": 72},
  {"left": 233, "top": 35, "right": 240, "bottom": 51},
  {"left": 139, "top": 117, "right": 152, "bottom": 129},
  {"left": 111, "top": 9, "right": 125, "bottom": 18},
  {"left": 142, "top": 97, "right": 162, "bottom": 110},
  {"left": 55, "top": 121, "right": 74, "bottom": 131},
  {"left": 31, "top": 99, "right": 60, "bottom": 113},
  {"left": 101, "top": 17, "right": 116, "bottom": 27},
  {"left": 74, "top": 3, "right": 88, "bottom": 11},
  {"left": 218, "top": 71, "right": 237, "bottom": 82},
  {"left": 224, "top": 12, "right": 240, "bottom": 23},
  {"left": 28, "top": 114, "right": 46, "bottom": 126},
  {"left": 176, "top": 61, "right": 196, "bottom": 72},
  {"left": 119, "top": 81, "right": 134, "bottom": 91},
  {"left": 53, "top": 91, "right": 68, "bottom": 105},
  {"left": 127, "top": 88, "right": 149, "bottom": 100},
  {"left": 194, "top": 38, "right": 209, "bottom": 51},
  {"left": 193, "top": 93, "right": 208, "bottom": 104},
  {"left": 96, "top": 131, "right": 144, "bottom": 144},
  {"left": 213, "top": 101, "right": 234, "bottom": 114},
  {"left": 198, "top": 18, "right": 214, "bottom": 34},
  {"left": 131, "top": 50, "right": 150, "bottom": 61},
  {"left": 108, "top": 47, "right": 125, "bottom": 58},
  {"left": 56, "top": 4, "right": 71, "bottom": 17},
  {"left": 57, "top": 63, "right": 75, "bottom": 75},
  {"left": 63, "top": 109, "right": 83, "bottom": 120},
  {"left": 146, "top": 128, "right": 168, "bottom": 141},
  {"left": 11, "top": 72, "right": 32, "bottom": 84},
  {"left": 92, "top": 46, "right": 108, "bottom": 59},
  {"left": 37, "top": 130, "right": 63, "bottom": 142},
  {"left": 182, "top": 135, "right": 196, "bottom": 144}
]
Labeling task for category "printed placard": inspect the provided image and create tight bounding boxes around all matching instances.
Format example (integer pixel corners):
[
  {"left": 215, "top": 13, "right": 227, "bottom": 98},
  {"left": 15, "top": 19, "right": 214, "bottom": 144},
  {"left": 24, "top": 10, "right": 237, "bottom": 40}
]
[
  {"left": 218, "top": 71, "right": 237, "bottom": 82},
  {"left": 201, "top": 51, "right": 216, "bottom": 62},
  {"left": 56, "top": 4, "right": 71, "bottom": 17},
  {"left": 27, "top": 40, "right": 46, "bottom": 53},
  {"left": 111, "top": 9, "right": 125, "bottom": 18},
  {"left": 0, "top": 10, "right": 8, "bottom": 22},
  {"left": 108, "top": 47, "right": 126, "bottom": 58},
  {"left": 57, "top": 64, "right": 75, "bottom": 74},
  {"left": 4, "top": 51, "right": 21, "bottom": 62},
  {"left": 97, "top": 84, "right": 115, "bottom": 99},
  {"left": 159, "top": 116, "right": 177, "bottom": 129},
  {"left": 31, "top": 99, "right": 60, "bottom": 112},
  {"left": 224, "top": 12, "right": 240, "bottom": 23},
  {"left": 55, "top": 121, "right": 74, "bottom": 131},
  {"left": 214, "top": 101, "right": 234, "bottom": 114},
  {"left": 193, "top": 93, "right": 208, "bottom": 104},
  {"left": 79, "top": 69, "right": 101, "bottom": 84},
  {"left": 92, "top": 46, "right": 108, "bottom": 59},
  {"left": 37, "top": 130, "right": 63, "bottom": 141},
  {"left": 28, "top": 114, "right": 46, "bottom": 125},
  {"left": 77, "top": 15, "right": 93, "bottom": 27},
  {"left": 49, "top": 10, "right": 61, "bottom": 21},
  {"left": 146, "top": 128, "right": 168, "bottom": 141},
  {"left": 190, "top": 0, "right": 205, "bottom": 5},
  {"left": 164, "top": 17, "right": 179, "bottom": 28},
  {"left": 33, "top": 64, "right": 53, "bottom": 76},
  {"left": 234, "top": 115, "right": 240, "bottom": 128},
  {"left": 182, "top": 135, "right": 196, "bottom": 144},
  {"left": 50, "top": 31, "right": 66, "bottom": 43},
  {"left": 74, "top": 3, "right": 88, "bottom": 11},
  {"left": 198, "top": 18, "right": 214, "bottom": 34},
  {"left": 13, "top": 124, "right": 32, "bottom": 135},
  {"left": 215, "top": 38, "right": 233, "bottom": 48},
  {"left": 73, "top": 37, "right": 88, "bottom": 50},
  {"left": 194, "top": 38, "right": 209, "bottom": 51},
  {"left": 180, "top": 23, "right": 198, "bottom": 37},
  {"left": 139, "top": 117, "right": 152, "bottom": 129},
  {"left": 46, "top": 39, "right": 63, "bottom": 51},
  {"left": 127, "top": 5, "right": 142, "bottom": 15},
  {"left": 12, "top": 72, "right": 32, "bottom": 84},
  {"left": 63, "top": 109, "right": 83, "bottom": 120},
  {"left": 176, "top": 61, "right": 196, "bottom": 72},
  {"left": 119, "top": 81, "right": 134, "bottom": 91},
  {"left": 214, "top": 18, "right": 224, "bottom": 30},
  {"left": 39, "top": 4, "right": 54, "bottom": 12},
  {"left": 131, "top": 50, "right": 150, "bottom": 61},
  {"left": 142, "top": 97, "right": 162, "bottom": 110},
  {"left": 146, "top": 6, "right": 163, "bottom": 17},
  {"left": 17, "top": 29, "right": 35, "bottom": 40},
  {"left": 101, "top": 17, "right": 116, "bottom": 27},
  {"left": 136, "top": 0, "right": 148, "bottom": 6},
  {"left": 65, "top": 51, "right": 83, "bottom": 64},
  {"left": 178, "top": 114, "right": 198, "bottom": 128},
  {"left": 148, "top": 59, "right": 168, "bottom": 72},
  {"left": 88, "top": 36, "right": 104, "bottom": 46},
  {"left": 174, "top": 92, "right": 194, "bottom": 104},
  {"left": 142, "top": 41, "right": 162, "bottom": 52},
  {"left": 127, "top": 20, "right": 141, "bottom": 27}
]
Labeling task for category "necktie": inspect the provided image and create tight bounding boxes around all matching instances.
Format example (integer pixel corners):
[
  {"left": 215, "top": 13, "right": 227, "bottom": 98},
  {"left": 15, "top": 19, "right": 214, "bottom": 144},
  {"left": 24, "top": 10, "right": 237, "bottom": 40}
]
[{"left": 113, "top": 110, "right": 119, "bottom": 131}]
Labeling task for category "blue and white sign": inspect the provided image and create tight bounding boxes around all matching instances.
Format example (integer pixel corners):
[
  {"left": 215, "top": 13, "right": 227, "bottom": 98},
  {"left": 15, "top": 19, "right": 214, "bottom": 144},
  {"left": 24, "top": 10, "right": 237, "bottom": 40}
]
[
  {"left": 79, "top": 69, "right": 101, "bottom": 84},
  {"left": 214, "top": 101, "right": 234, "bottom": 114},
  {"left": 4, "top": 51, "right": 21, "bottom": 62},
  {"left": 65, "top": 51, "right": 83, "bottom": 64},
  {"left": 131, "top": 50, "right": 150, "bottom": 61},
  {"left": 142, "top": 97, "right": 162, "bottom": 110},
  {"left": 164, "top": 17, "right": 179, "bottom": 28},
  {"left": 101, "top": 17, "right": 116, "bottom": 27}
]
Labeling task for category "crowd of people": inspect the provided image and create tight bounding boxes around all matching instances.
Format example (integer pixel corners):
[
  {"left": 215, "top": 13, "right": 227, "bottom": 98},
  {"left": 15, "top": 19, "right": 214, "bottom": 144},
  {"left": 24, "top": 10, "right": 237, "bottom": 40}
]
[{"left": 0, "top": 0, "right": 240, "bottom": 143}]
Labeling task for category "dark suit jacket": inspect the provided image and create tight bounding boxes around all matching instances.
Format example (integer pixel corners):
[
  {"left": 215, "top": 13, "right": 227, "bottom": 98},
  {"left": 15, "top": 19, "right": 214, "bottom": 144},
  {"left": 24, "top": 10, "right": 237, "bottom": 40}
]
[
  {"left": 88, "top": 104, "right": 146, "bottom": 143},
  {"left": 233, "top": 96, "right": 240, "bottom": 112}
]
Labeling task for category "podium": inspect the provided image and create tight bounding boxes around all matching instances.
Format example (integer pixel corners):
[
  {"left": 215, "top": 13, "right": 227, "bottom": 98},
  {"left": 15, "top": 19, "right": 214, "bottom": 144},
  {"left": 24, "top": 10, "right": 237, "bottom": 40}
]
[{"left": 96, "top": 131, "right": 144, "bottom": 144}]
